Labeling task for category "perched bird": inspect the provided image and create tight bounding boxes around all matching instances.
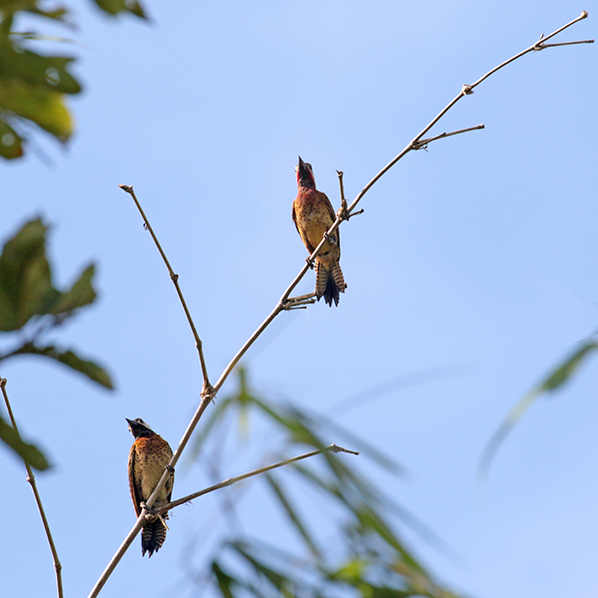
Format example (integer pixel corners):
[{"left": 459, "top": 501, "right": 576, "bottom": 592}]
[
  {"left": 292, "top": 156, "right": 347, "bottom": 306},
  {"left": 126, "top": 418, "right": 174, "bottom": 557}
]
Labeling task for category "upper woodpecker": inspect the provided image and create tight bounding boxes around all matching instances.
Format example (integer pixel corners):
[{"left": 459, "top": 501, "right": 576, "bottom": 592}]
[
  {"left": 292, "top": 156, "right": 347, "bottom": 306},
  {"left": 126, "top": 418, "right": 174, "bottom": 557}
]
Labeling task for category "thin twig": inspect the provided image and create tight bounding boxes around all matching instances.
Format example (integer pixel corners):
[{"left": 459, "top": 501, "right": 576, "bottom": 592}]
[
  {"left": 413, "top": 124, "right": 485, "bottom": 150},
  {"left": 535, "top": 39, "right": 594, "bottom": 49},
  {"left": 1, "top": 378, "right": 63, "bottom": 598},
  {"left": 158, "top": 444, "right": 359, "bottom": 514},
  {"left": 118, "top": 185, "right": 213, "bottom": 395}
]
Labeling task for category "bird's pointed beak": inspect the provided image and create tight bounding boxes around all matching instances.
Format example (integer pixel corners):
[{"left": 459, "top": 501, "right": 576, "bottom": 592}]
[{"left": 298, "top": 156, "right": 305, "bottom": 169}]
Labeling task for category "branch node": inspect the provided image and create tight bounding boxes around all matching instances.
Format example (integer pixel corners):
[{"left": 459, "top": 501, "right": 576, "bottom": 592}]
[
  {"left": 119, "top": 184, "right": 133, "bottom": 193},
  {"left": 461, "top": 83, "right": 474, "bottom": 95},
  {"left": 171, "top": 272, "right": 179, "bottom": 283},
  {"left": 0, "top": 378, "right": 5, "bottom": 389},
  {"left": 201, "top": 382, "right": 217, "bottom": 403}
]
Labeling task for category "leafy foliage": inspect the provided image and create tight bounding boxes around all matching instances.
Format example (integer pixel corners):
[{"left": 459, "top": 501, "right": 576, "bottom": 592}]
[
  {"left": 0, "top": 0, "right": 147, "bottom": 159},
  {"left": 189, "top": 368, "right": 463, "bottom": 598},
  {"left": 0, "top": 409, "right": 49, "bottom": 470},
  {"left": 0, "top": 217, "right": 113, "bottom": 466}
]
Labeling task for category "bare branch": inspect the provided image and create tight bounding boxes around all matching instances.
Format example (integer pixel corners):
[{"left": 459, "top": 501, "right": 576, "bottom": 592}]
[
  {"left": 158, "top": 444, "right": 359, "bottom": 514},
  {"left": 413, "top": 124, "right": 485, "bottom": 150},
  {"left": 534, "top": 39, "right": 594, "bottom": 49},
  {"left": 1, "top": 378, "right": 63, "bottom": 598},
  {"left": 118, "top": 184, "right": 213, "bottom": 395}
]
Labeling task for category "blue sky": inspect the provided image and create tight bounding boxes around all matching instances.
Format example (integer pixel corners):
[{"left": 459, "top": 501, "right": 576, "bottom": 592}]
[{"left": 2, "top": 1, "right": 597, "bottom": 597}]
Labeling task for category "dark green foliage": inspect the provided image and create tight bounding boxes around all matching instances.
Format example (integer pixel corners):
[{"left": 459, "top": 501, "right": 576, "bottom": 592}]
[
  {"left": 0, "top": 410, "right": 49, "bottom": 470},
  {"left": 0, "top": 217, "right": 114, "bottom": 467}
]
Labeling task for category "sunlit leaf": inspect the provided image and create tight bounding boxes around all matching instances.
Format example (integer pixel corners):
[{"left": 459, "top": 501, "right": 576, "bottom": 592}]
[
  {"left": 15, "top": 344, "right": 114, "bottom": 389},
  {"left": 0, "top": 412, "right": 50, "bottom": 470},
  {"left": 24, "top": 6, "right": 71, "bottom": 24},
  {"left": 0, "top": 117, "right": 22, "bottom": 159},
  {"left": 93, "top": 0, "right": 147, "bottom": 18},
  {"left": 0, "top": 79, "right": 74, "bottom": 140},
  {"left": 0, "top": 43, "right": 81, "bottom": 95},
  {"left": 479, "top": 340, "right": 598, "bottom": 479}
]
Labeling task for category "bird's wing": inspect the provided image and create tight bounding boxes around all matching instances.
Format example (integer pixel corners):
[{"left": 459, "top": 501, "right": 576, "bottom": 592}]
[
  {"left": 128, "top": 443, "right": 142, "bottom": 517},
  {"left": 322, "top": 192, "right": 340, "bottom": 253},
  {"left": 292, "top": 201, "right": 299, "bottom": 234}
]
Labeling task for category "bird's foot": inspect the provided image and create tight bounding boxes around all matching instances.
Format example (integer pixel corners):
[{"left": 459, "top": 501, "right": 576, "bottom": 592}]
[
  {"left": 282, "top": 292, "right": 317, "bottom": 310},
  {"left": 305, "top": 256, "right": 315, "bottom": 269},
  {"left": 323, "top": 231, "right": 337, "bottom": 245}
]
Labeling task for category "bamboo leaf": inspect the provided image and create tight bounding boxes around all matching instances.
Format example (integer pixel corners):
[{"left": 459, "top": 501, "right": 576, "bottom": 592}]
[
  {"left": 264, "top": 473, "right": 321, "bottom": 558},
  {"left": 479, "top": 340, "right": 598, "bottom": 479},
  {"left": 212, "top": 561, "right": 237, "bottom": 598}
]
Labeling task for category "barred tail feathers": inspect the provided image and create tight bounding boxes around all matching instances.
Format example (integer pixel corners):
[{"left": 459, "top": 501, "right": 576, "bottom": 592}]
[
  {"left": 141, "top": 516, "right": 168, "bottom": 557},
  {"left": 315, "top": 260, "right": 346, "bottom": 307}
]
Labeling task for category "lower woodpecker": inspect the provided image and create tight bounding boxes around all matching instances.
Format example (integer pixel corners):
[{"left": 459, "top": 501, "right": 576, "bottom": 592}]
[{"left": 126, "top": 418, "right": 174, "bottom": 557}]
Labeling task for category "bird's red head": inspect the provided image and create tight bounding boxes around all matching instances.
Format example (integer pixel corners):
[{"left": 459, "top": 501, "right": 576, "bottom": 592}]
[{"left": 296, "top": 156, "right": 316, "bottom": 189}]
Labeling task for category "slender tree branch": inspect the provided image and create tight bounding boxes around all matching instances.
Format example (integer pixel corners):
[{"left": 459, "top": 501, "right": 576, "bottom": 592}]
[
  {"left": 158, "top": 444, "right": 359, "bottom": 514},
  {"left": 118, "top": 184, "right": 213, "bottom": 395},
  {"left": 535, "top": 38, "right": 594, "bottom": 49},
  {"left": 90, "top": 12, "right": 591, "bottom": 597},
  {"left": 413, "top": 124, "right": 485, "bottom": 150},
  {"left": 1, "top": 378, "right": 63, "bottom": 598}
]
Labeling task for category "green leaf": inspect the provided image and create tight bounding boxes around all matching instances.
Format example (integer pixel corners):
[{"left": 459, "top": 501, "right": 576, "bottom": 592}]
[
  {"left": 0, "top": 42, "right": 81, "bottom": 95},
  {"left": 0, "top": 79, "right": 74, "bottom": 140},
  {"left": 231, "top": 542, "right": 289, "bottom": 591},
  {"left": 479, "top": 340, "right": 598, "bottom": 479},
  {"left": 0, "top": 412, "right": 50, "bottom": 470},
  {"left": 264, "top": 473, "right": 321, "bottom": 558},
  {"left": 93, "top": 0, "right": 147, "bottom": 18},
  {"left": 0, "top": 117, "right": 22, "bottom": 159},
  {"left": 212, "top": 562, "right": 237, "bottom": 598},
  {"left": 0, "top": 218, "right": 58, "bottom": 331},
  {"left": 16, "top": 344, "right": 114, "bottom": 389},
  {"left": 51, "top": 263, "right": 96, "bottom": 314}
]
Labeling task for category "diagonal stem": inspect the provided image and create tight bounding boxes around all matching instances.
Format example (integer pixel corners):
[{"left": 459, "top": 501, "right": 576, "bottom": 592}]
[
  {"left": 157, "top": 444, "right": 359, "bottom": 514},
  {"left": 1, "top": 378, "right": 63, "bottom": 598},
  {"left": 119, "top": 185, "right": 212, "bottom": 394}
]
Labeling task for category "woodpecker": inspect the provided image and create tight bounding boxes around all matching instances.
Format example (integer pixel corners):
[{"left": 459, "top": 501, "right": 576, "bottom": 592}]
[
  {"left": 126, "top": 418, "right": 174, "bottom": 557},
  {"left": 292, "top": 156, "right": 347, "bottom": 306}
]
